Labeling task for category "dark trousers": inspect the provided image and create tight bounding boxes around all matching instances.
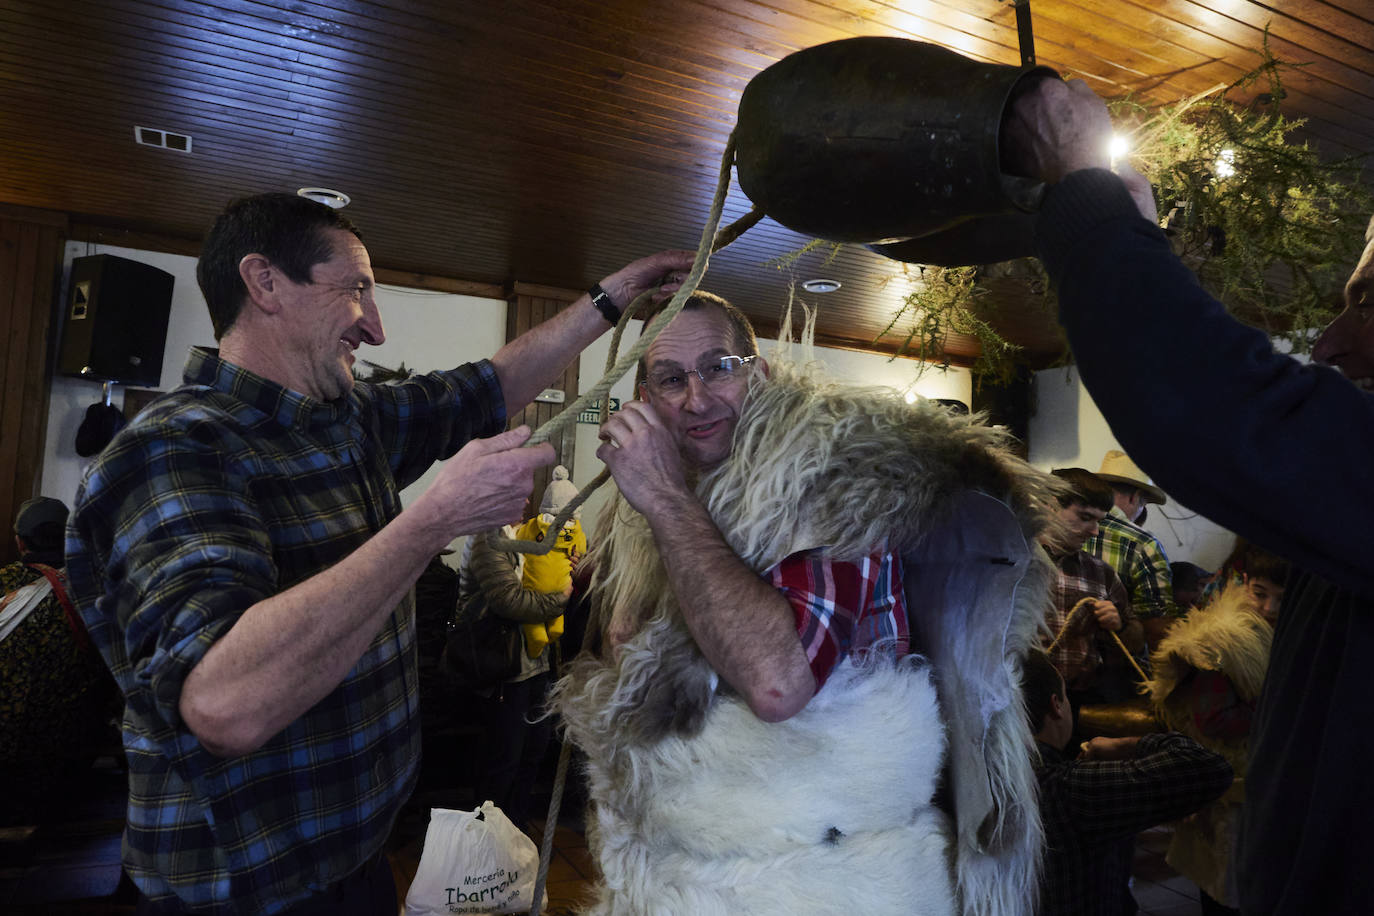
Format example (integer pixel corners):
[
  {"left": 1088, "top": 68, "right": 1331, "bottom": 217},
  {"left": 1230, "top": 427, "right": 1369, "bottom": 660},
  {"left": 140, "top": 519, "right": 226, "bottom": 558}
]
[
  {"left": 474, "top": 672, "right": 554, "bottom": 827},
  {"left": 134, "top": 850, "right": 396, "bottom": 916}
]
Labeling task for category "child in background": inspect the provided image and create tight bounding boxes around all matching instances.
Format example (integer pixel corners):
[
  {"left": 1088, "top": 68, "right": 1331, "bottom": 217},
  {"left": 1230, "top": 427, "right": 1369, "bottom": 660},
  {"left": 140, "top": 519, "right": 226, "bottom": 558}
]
[{"left": 1145, "top": 549, "right": 1290, "bottom": 915}]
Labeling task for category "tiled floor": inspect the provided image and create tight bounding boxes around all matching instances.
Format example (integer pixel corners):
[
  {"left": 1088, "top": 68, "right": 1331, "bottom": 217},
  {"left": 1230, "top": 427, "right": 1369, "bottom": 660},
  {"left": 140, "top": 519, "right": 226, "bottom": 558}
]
[{"left": 1132, "top": 825, "right": 1206, "bottom": 916}]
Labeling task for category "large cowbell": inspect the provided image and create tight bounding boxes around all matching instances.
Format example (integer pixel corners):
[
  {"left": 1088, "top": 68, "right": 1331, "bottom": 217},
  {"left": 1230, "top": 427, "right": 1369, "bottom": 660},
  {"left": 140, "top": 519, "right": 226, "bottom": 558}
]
[{"left": 734, "top": 37, "right": 1058, "bottom": 267}]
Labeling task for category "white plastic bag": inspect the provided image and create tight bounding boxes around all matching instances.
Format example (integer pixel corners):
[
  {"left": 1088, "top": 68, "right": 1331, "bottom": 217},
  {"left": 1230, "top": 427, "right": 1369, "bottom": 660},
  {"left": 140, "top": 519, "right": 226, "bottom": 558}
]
[{"left": 404, "top": 802, "right": 548, "bottom": 916}]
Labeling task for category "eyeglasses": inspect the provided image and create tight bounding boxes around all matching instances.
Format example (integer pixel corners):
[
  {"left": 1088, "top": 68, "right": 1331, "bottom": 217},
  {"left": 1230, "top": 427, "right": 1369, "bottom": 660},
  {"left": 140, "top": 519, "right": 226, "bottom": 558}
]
[{"left": 642, "top": 355, "right": 757, "bottom": 399}]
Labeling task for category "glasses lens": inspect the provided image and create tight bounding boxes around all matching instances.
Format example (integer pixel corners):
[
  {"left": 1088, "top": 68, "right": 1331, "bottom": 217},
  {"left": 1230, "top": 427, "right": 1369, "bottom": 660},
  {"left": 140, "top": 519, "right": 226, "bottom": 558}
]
[{"left": 647, "top": 356, "right": 751, "bottom": 397}]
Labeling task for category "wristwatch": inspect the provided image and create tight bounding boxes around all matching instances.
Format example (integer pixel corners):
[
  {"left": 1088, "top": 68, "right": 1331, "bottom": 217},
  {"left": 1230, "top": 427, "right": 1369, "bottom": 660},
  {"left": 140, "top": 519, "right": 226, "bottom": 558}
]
[{"left": 589, "top": 283, "right": 621, "bottom": 325}]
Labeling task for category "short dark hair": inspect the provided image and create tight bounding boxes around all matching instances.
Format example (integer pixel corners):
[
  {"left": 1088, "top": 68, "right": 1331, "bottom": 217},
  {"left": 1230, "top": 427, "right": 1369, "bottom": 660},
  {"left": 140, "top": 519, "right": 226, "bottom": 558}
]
[
  {"left": 1021, "top": 648, "right": 1065, "bottom": 736},
  {"left": 1170, "top": 561, "right": 1210, "bottom": 592},
  {"left": 19, "top": 521, "right": 66, "bottom": 555},
  {"left": 1244, "top": 549, "right": 1291, "bottom": 588},
  {"left": 636, "top": 291, "right": 758, "bottom": 387},
  {"left": 1051, "top": 467, "right": 1114, "bottom": 513},
  {"left": 196, "top": 192, "right": 362, "bottom": 339}
]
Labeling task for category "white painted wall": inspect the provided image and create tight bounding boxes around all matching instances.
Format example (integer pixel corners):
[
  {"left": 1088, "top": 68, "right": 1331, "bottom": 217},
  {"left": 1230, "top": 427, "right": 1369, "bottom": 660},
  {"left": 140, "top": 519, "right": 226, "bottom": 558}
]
[{"left": 1028, "top": 364, "right": 1235, "bottom": 570}]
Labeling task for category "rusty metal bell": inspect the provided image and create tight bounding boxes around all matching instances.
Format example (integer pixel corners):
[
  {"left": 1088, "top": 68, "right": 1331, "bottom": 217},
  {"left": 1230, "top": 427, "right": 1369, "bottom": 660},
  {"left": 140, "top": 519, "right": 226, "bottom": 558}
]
[{"left": 734, "top": 36, "right": 1058, "bottom": 266}]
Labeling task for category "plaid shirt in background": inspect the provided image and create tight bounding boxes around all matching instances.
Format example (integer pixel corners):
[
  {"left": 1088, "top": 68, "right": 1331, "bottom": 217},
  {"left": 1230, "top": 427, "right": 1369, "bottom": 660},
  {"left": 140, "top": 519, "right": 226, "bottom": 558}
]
[
  {"left": 66, "top": 348, "right": 505, "bottom": 914},
  {"left": 1035, "top": 733, "right": 1233, "bottom": 916},
  {"left": 1044, "top": 549, "right": 1133, "bottom": 691},
  {"left": 768, "top": 548, "right": 908, "bottom": 691},
  {"left": 1084, "top": 507, "right": 1177, "bottom": 621}
]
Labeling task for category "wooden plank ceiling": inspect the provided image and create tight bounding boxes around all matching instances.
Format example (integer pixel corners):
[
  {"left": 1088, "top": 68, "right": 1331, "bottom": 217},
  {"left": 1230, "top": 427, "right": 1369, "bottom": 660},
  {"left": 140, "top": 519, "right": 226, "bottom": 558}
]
[{"left": 1, "top": 0, "right": 1370, "bottom": 369}]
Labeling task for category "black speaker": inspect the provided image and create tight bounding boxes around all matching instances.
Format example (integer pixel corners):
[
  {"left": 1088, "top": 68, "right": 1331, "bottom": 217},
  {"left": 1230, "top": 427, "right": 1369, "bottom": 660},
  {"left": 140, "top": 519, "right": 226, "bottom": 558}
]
[{"left": 59, "top": 255, "right": 175, "bottom": 386}]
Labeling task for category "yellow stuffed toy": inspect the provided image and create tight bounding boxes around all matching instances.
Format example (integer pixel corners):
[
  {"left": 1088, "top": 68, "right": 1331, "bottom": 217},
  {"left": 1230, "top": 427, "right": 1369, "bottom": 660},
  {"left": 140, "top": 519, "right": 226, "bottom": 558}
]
[{"left": 515, "top": 466, "right": 586, "bottom": 657}]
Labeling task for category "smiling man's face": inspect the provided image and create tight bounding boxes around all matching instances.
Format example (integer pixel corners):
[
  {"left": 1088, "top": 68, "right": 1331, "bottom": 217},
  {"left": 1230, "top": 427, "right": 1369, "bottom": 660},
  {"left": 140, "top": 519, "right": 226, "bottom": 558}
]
[
  {"left": 639, "top": 307, "right": 757, "bottom": 470},
  {"left": 277, "top": 227, "right": 385, "bottom": 401}
]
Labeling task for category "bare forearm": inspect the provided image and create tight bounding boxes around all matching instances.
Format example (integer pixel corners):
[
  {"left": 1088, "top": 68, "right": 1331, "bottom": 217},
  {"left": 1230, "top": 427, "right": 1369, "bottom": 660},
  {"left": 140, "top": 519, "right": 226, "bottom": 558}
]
[
  {"left": 647, "top": 493, "right": 814, "bottom": 721},
  {"left": 180, "top": 508, "right": 448, "bottom": 756},
  {"left": 490, "top": 295, "right": 609, "bottom": 416}
]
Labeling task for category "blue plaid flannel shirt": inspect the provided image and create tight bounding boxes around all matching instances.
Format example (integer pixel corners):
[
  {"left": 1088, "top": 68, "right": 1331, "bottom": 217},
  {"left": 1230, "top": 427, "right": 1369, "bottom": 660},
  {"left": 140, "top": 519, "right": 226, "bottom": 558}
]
[{"left": 66, "top": 347, "right": 505, "bottom": 913}]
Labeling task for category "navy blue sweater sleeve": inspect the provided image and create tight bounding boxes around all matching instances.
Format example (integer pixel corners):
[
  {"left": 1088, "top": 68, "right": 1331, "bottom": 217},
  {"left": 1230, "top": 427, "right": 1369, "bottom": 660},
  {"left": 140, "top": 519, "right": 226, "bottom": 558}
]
[{"left": 1036, "top": 169, "right": 1374, "bottom": 597}]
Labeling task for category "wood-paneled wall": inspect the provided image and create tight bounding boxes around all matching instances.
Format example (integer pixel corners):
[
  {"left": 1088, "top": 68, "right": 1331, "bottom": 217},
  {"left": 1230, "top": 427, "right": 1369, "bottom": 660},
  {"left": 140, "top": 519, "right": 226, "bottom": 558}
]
[
  {"left": 505, "top": 284, "right": 581, "bottom": 514},
  {"left": 0, "top": 205, "right": 67, "bottom": 564}
]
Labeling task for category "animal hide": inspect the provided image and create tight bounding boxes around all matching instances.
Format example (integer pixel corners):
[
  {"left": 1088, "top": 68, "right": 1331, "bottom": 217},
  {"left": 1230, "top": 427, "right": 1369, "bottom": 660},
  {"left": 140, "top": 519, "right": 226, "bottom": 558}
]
[
  {"left": 552, "top": 362, "right": 1058, "bottom": 916},
  {"left": 1144, "top": 585, "right": 1273, "bottom": 774},
  {"left": 1144, "top": 577, "right": 1272, "bottom": 906}
]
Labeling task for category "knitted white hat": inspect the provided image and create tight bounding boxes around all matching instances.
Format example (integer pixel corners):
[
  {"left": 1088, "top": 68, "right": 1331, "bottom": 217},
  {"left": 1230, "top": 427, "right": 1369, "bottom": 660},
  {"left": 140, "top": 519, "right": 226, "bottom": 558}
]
[{"left": 540, "top": 465, "right": 581, "bottom": 519}]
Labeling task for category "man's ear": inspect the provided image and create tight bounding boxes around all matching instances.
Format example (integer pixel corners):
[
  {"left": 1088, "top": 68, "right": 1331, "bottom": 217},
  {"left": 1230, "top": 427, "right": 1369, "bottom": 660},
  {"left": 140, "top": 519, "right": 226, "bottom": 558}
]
[
  {"left": 757, "top": 356, "right": 771, "bottom": 379},
  {"left": 1049, "top": 691, "right": 1068, "bottom": 722},
  {"left": 238, "top": 253, "right": 282, "bottom": 315}
]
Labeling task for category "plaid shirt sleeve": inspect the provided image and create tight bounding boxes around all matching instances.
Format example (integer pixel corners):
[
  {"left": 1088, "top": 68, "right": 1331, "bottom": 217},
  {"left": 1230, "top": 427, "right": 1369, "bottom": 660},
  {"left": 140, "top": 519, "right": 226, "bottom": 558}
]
[
  {"left": 1044, "top": 733, "right": 1233, "bottom": 844},
  {"left": 1088, "top": 513, "right": 1177, "bottom": 621},
  {"left": 69, "top": 415, "right": 279, "bottom": 737},
  {"left": 361, "top": 361, "right": 507, "bottom": 489},
  {"left": 766, "top": 548, "right": 908, "bottom": 691}
]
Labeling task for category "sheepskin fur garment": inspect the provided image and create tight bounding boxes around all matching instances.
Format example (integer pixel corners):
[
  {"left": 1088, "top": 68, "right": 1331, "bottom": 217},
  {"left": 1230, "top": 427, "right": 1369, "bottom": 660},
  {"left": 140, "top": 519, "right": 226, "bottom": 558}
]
[
  {"left": 553, "top": 362, "right": 1059, "bottom": 916},
  {"left": 1144, "top": 586, "right": 1273, "bottom": 906},
  {"left": 1145, "top": 586, "right": 1273, "bottom": 775}
]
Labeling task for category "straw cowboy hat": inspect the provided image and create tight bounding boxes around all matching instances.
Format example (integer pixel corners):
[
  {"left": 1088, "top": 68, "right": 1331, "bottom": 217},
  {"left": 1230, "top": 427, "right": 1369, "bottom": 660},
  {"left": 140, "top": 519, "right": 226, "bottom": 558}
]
[{"left": 1096, "top": 450, "right": 1167, "bottom": 505}]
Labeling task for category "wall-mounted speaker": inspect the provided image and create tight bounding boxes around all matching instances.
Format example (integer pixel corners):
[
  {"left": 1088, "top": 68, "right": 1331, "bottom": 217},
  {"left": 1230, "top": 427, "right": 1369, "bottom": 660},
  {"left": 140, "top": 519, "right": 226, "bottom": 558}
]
[{"left": 58, "top": 255, "right": 174, "bottom": 386}]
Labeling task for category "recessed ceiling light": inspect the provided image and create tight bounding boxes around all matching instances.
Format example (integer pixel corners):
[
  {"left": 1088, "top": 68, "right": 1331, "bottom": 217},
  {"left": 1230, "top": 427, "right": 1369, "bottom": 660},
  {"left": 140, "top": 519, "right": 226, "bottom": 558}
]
[
  {"left": 297, "top": 187, "right": 351, "bottom": 209},
  {"left": 801, "top": 278, "right": 841, "bottom": 293}
]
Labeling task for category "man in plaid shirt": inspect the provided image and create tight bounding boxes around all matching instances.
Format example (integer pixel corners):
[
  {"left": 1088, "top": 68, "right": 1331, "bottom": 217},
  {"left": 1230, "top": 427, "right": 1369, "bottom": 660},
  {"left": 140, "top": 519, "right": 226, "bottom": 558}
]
[
  {"left": 1023, "top": 649, "right": 1231, "bottom": 916},
  {"left": 1042, "top": 468, "right": 1145, "bottom": 707},
  {"left": 66, "top": 192, "right": 693, "bottom": 915},
  {"left": 1083, "top": 451, "right": 1177, "bottom": 649}
]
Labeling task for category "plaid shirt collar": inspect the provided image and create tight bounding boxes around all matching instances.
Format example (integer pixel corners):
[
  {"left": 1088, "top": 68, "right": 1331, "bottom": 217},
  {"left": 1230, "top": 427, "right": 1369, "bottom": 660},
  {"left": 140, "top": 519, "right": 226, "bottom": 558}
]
[{"left": 186, "top": 346, "right": 351, "bottom": 432}]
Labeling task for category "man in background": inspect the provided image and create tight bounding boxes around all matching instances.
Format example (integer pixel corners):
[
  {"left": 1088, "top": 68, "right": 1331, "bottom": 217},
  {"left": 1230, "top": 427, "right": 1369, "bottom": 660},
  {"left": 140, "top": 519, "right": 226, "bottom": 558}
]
[
  {"left": 1084, "top": 450, "right": 1177, "bottom": 647},
  {"left": 0, "top": 497, "right": 117, "bottom": 826},
  {"left": 1041, "top": 467, "right": 1145, "bottom": 709}
]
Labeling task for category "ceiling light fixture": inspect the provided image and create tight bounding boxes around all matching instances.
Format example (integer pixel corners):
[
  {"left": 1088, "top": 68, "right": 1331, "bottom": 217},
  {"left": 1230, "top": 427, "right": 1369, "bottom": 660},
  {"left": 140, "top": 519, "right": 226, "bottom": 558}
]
[
  {"left": 1108, "top": 134, "right": 1129, "bottom": 167},
  {"left": 1214, "top": 148, "right": 1237, "bottom": 179},
  {"left": 801, "top": 278, "right": 841, "bottom": 293},
  {"left": 297, "top": 187, "right": 351, "bottom": 209}
]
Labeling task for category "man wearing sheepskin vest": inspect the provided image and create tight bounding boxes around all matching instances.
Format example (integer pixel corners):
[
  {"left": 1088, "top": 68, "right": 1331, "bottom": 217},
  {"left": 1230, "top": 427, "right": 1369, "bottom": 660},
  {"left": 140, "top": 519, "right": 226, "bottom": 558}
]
[{"left": 551, "top": 293, "right": 1058, "bottom": 916}]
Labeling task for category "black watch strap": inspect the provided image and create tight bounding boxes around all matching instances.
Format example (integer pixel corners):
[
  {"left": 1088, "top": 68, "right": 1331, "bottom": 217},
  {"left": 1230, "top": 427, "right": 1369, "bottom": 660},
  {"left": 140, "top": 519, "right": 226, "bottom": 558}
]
[{"left": 589, "top": 283, "right": 621, "bottom": 325}]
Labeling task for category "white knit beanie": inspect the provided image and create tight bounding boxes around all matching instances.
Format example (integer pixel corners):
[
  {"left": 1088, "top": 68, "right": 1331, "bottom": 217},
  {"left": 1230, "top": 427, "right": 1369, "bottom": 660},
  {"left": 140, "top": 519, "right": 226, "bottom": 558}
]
[{"left": 539, "top": 465, "right": 581, "bottom": 519}]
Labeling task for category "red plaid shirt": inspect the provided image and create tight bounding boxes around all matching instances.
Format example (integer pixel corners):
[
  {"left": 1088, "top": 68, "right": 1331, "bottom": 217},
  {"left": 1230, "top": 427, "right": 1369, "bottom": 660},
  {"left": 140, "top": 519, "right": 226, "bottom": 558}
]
[{"left": 767, "top": 548, "right": 909, "bottom": 691}]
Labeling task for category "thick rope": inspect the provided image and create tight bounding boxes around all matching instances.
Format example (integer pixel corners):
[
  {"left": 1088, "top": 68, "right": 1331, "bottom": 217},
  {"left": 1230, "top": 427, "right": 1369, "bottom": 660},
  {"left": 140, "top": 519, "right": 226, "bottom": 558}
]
[
  {"left": 528, "top": 738, "right": 574, "bottom": 916},
  {"left": 518, "top": 141, "right": 759, "bottom": 916},
  {"left": 1047, "top": 596, "right": 1149, "bottom": 683},
  {"left": 490, "top": 140, "right": 757, "bottom": 557}
]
